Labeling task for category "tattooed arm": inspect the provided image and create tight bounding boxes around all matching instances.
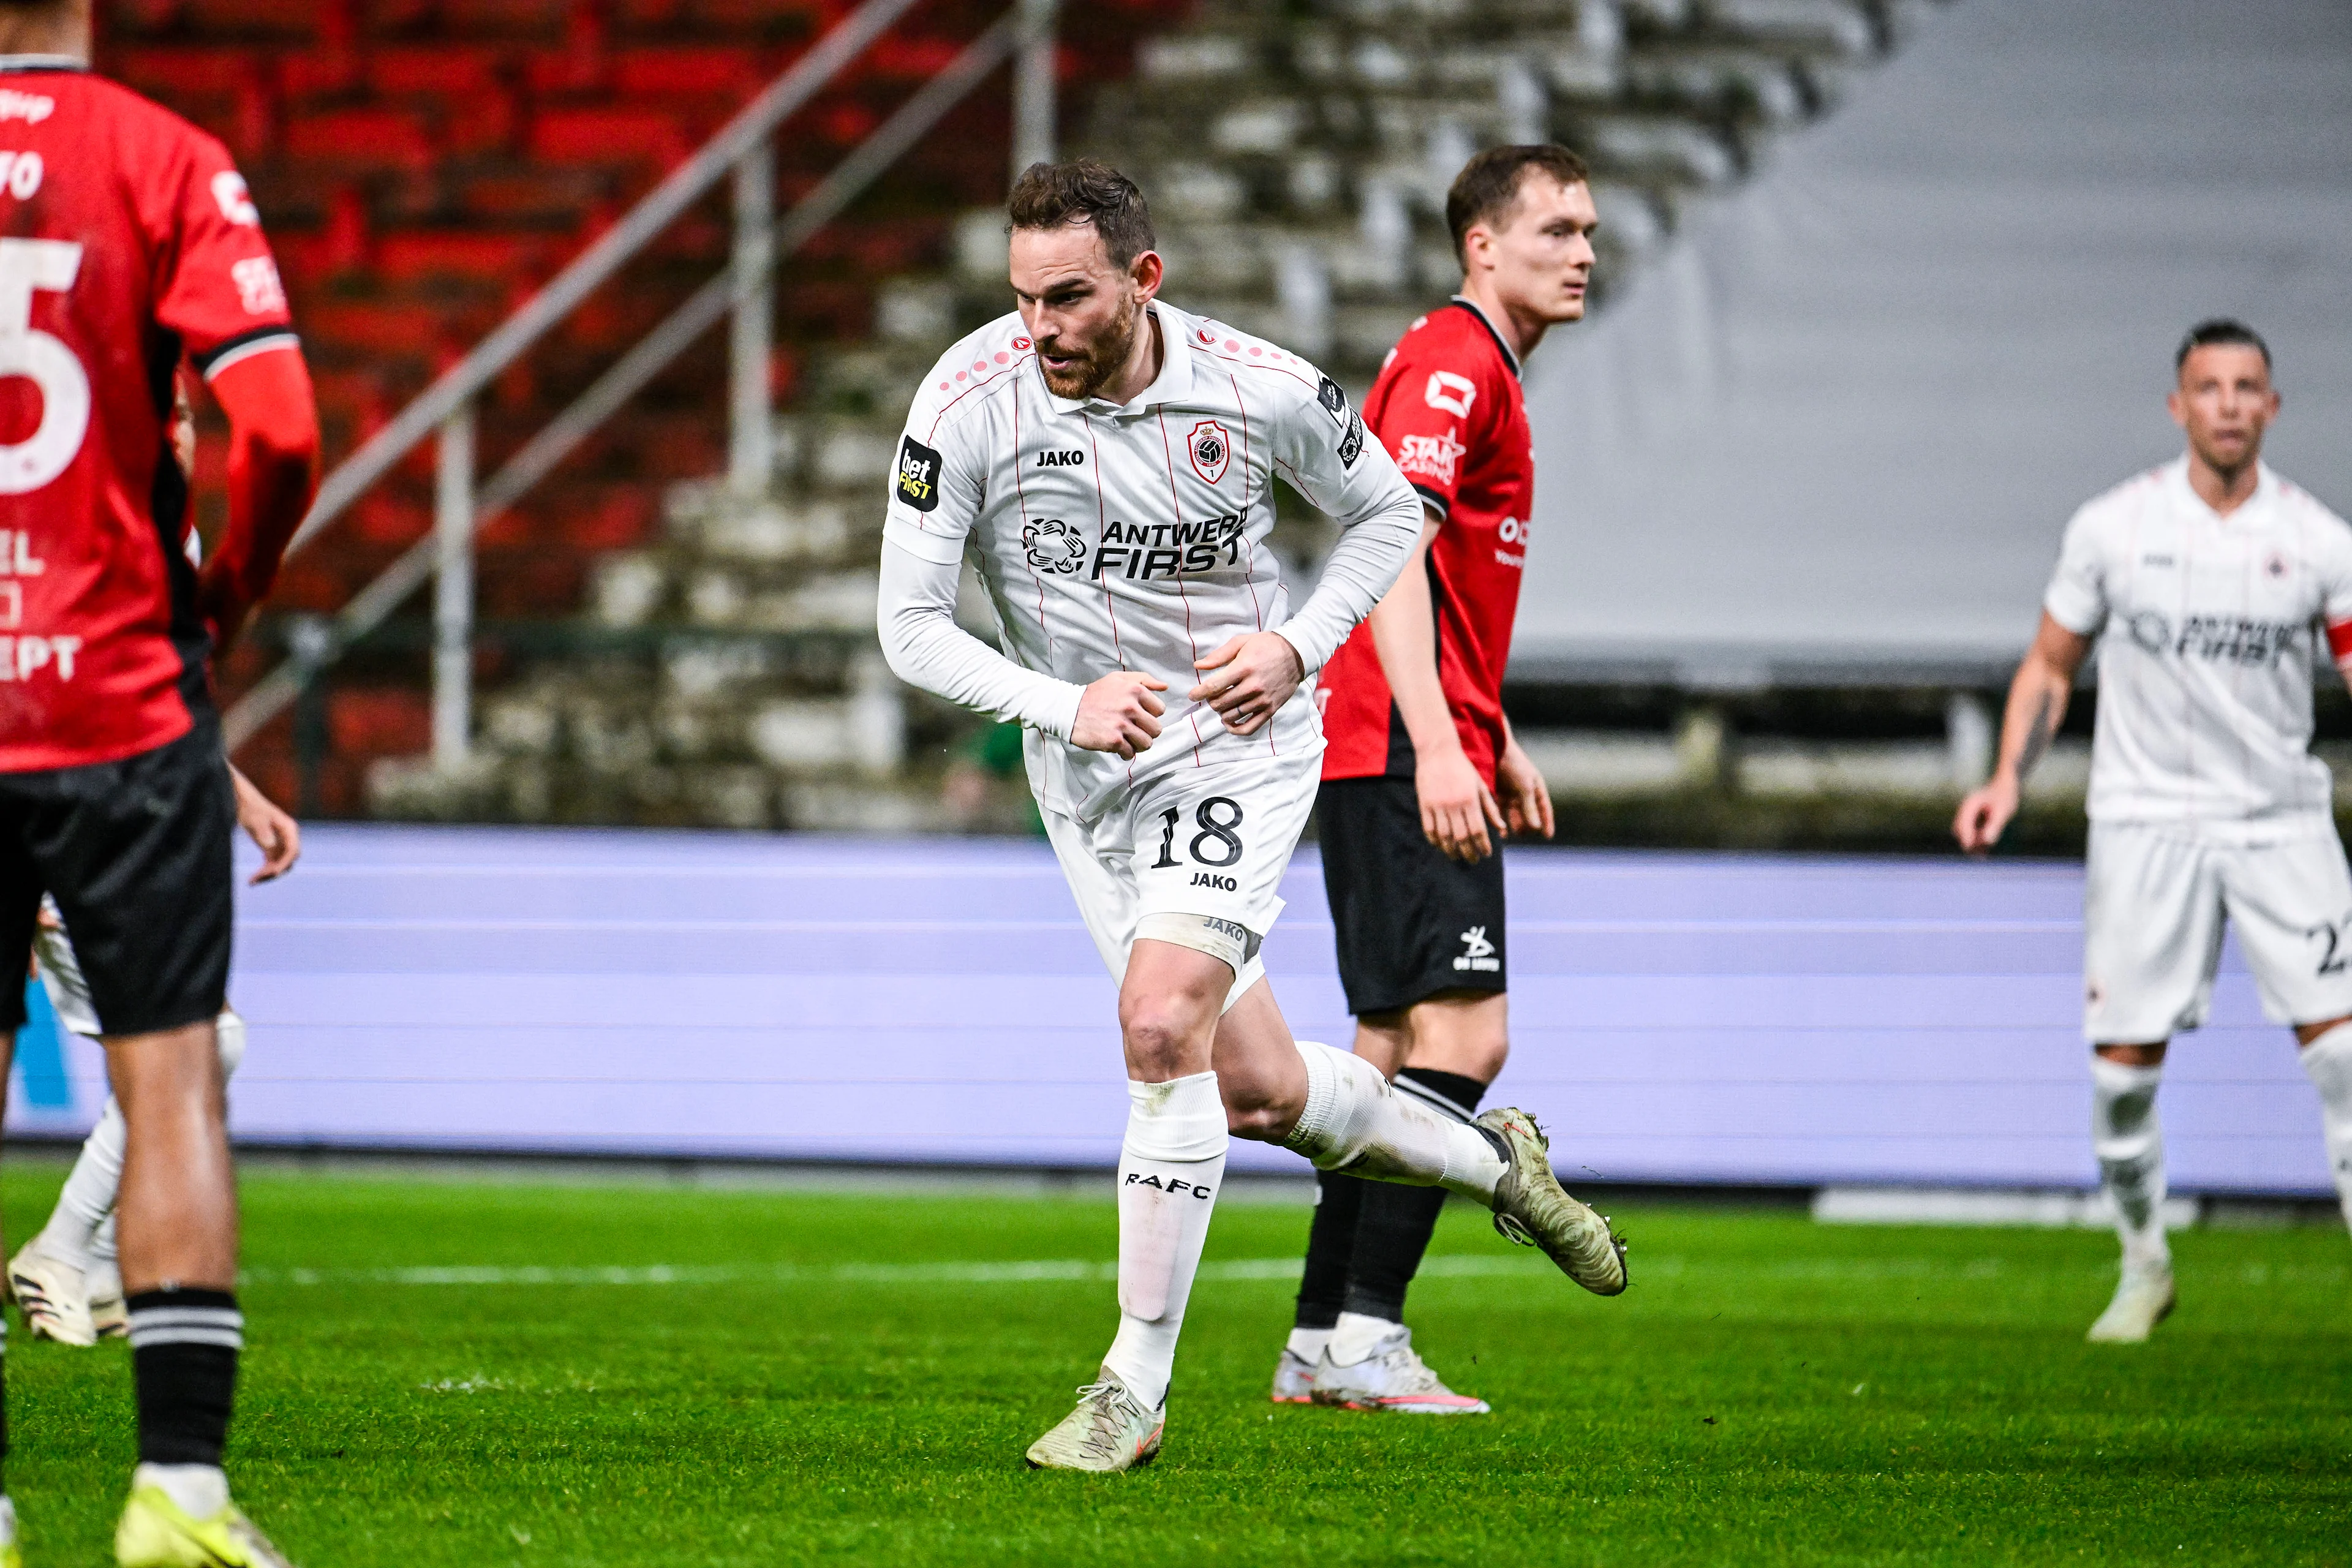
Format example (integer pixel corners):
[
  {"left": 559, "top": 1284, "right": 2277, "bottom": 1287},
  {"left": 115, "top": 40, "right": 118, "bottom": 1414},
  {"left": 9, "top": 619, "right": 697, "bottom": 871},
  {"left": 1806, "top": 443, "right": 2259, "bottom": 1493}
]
[{"left": 1954, "top": 612, "right": 2092, "bottom": 856}]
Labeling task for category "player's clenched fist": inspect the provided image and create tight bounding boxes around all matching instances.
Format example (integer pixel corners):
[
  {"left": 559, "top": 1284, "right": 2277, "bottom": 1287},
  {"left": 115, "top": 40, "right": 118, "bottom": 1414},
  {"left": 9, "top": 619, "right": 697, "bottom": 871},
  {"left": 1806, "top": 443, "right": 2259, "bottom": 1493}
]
[
  {"left": 1953, "top": 775, "right": 2018, "bottom": 858},
  {"left": 1072, "top": 672, "right": 1168, "bottom": 760},
  {"left": 1190, "top": 632, "right": 1307, "bottom": 737}
]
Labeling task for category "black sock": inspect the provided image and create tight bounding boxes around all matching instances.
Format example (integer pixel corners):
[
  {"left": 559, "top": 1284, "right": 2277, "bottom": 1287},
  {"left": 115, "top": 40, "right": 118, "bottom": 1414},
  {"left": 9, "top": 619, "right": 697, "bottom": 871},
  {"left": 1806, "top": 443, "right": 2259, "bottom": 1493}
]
[
  {"left": 127, "top": 1288, "right": 241, "bottom": 1468},
  {"left": 1341, "top": 1068, "right": 1491, "bottom": 1324},
  {"left": 1293, "top": 1169, "right": 1365, "bottom": 1332}
]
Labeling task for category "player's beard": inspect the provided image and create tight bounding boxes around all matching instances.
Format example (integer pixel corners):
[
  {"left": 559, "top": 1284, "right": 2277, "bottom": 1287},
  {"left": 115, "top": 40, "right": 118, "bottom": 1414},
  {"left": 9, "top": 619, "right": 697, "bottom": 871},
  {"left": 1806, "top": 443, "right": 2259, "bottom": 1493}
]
[{"left": 1037, "top": 292, "right": 1142, "bottom": 402}]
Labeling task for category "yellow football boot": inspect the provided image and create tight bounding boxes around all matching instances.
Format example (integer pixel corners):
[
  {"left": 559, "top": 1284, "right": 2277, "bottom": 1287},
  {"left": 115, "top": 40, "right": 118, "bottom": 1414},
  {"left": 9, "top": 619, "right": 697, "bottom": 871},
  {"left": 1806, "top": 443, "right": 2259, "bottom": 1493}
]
[{"left": 115, "top": 1482, "right": 296, "bottom": 1568}]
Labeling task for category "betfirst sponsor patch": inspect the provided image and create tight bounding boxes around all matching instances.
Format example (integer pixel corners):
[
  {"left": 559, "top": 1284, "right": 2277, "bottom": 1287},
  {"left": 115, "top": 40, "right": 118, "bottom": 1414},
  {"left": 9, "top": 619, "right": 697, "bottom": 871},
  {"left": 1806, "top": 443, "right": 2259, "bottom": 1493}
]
[{"left": 896, "top": 435, "right": 943, "bottom": 512}]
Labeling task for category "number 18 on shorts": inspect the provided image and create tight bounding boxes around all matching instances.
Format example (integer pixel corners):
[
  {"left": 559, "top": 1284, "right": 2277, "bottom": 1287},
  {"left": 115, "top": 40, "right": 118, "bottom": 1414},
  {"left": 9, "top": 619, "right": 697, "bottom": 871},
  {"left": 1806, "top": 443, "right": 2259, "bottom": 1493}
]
[{"left": 1042, "top": 752, "right": 1322, "bottom": 1000}]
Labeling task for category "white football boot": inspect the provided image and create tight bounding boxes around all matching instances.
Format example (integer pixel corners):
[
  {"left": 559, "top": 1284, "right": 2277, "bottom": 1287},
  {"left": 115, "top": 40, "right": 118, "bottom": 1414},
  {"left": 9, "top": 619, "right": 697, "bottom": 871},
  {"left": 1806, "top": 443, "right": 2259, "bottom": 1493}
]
[
  {"left": 2087, "top": 1261, "right": 2175, "bottom": 1343},
  {"left": 1269, "top": 1347, "right": 1315, "bottom": 1404},
  {"left": 1477, "top": 1108, "right": 1629, "bottom": 1295},
  {"left": 1311, "top": 1325, "right": 1490, "bottom": 1415},
  {"left": 87, "top": 1256, "right": 128, "bottom": 1341},
  {"left": 8, "top": 1242, "right": 97, "bottom": 1347},
  {"left": 1024, "top": 1368, "right": 1164, "bottom": 1472}
]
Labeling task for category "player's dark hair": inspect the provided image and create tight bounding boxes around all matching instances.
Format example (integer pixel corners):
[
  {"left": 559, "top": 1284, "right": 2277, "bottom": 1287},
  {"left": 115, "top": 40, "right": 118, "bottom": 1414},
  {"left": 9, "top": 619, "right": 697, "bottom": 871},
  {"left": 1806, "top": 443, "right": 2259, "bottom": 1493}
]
[
  {"left": 2176, "top": 318, "right": 2271, "bottom": 373},
  {"left": 1007, "top": 159, "right": 1157, "bottom": 270},
  {"left": 1446, "top": 144, "right": 1591, "bottom": 266}
]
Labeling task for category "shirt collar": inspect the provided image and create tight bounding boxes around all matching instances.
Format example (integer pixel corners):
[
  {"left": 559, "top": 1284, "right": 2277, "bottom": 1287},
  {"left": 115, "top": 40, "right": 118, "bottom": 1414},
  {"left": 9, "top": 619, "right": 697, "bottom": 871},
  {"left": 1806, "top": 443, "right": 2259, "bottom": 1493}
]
[
  {"left": 2166, "top": 453, "right": 2271, "bottom": 522},
  {"left": 0, "top": 56, "right": 89, "bottom": 74},
  {"left": 1043, "top": 301, "right": 1195, "bottom": 416},
  {"left": 1449, "top": 295, "right": 1521, "bottom": 379}
]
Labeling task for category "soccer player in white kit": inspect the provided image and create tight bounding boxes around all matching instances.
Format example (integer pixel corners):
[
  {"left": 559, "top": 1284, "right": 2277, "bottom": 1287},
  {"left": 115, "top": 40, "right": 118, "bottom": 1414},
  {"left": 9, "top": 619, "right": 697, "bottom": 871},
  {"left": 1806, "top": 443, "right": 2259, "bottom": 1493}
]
[
  {"left": 877, "top": 160, "right": 1627, "bottom": 1471},
  {"left": 1957, "top": 320, "right": 2352, "bottom": 1342}
]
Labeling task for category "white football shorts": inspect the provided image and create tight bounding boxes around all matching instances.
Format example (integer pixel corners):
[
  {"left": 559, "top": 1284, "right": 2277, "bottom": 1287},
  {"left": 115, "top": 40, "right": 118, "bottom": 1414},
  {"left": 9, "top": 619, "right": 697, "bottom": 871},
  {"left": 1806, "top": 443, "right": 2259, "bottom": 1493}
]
[
  {"left": 2082, "top": 821, "right": 2352, "bottom": 1042},
  {"left": 1042, "top": 748, "right": 1320, "bottom": 1011}
]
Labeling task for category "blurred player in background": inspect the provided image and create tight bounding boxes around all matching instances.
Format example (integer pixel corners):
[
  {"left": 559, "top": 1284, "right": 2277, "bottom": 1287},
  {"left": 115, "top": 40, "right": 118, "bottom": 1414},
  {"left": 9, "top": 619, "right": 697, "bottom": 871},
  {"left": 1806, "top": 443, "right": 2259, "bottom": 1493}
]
[
  {"left": 0, "top": 2, "right": 319, "bottom": 1561},
  {"left": 1276, "top": 145, "right": 1598, "bottom": 1415},
  {"left": 1956, "top": 320, "right": 2352, "bottom": 1342},
  {"left": 10, "top": 384, "right": 302, "bottom": 1352},
  {"left": 878, "top": 159, "right": 1626, "bottom": 1472}
]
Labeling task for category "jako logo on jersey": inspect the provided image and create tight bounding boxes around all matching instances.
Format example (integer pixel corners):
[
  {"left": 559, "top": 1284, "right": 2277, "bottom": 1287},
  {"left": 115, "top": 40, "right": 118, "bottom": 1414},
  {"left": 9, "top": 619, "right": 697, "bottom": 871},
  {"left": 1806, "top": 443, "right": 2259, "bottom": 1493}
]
[
  {"left": 1425, "top": 371, "right": 1477, "bottom": 418},
  {"left": 0, "top": 92, "right": 54, "bottom": 126},
  {"left": 896, "top": 435, "right": 943, "bottom": 512},
  {"left": 1189, "top": 872, "right": 1237, "bottom": 891},
  {"left": 1396, "top": 430, "right": 1466, "bottom": 486},
  {"left": 1022, "top": 518, "right": 1086, "bottom": 575},
  {"left": 1316, "top": 375, "right": 1350, "bottom": 425},
  {"left": 1452, "top": 925, "right": 1500, "bottom": 973},
  {"left": 1338, "top": 410, "right": 1365, "bottom": 469},
  {"left": 1188, "top": 419, "right": 1231, "bottom": 484},
  {"left": 1091, "top": 515, "right": 1246, "bottom": 580},
  {"left": 1036, "top": 449, "right": 1084, "bottom": 467},
  {"left": 211, "top": 172, "right": 260, "bottom": 225},
  {"left": 1125, "top": 1172, "right": 1215, "bottom": 1200}
]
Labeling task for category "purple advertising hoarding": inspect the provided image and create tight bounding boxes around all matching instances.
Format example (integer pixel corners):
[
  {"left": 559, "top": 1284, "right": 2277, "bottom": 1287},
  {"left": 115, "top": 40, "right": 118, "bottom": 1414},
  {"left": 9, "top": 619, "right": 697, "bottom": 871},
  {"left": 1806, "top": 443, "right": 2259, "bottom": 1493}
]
[{"left": 7, "top": 826, "right": 2332, "bottom": 1194}]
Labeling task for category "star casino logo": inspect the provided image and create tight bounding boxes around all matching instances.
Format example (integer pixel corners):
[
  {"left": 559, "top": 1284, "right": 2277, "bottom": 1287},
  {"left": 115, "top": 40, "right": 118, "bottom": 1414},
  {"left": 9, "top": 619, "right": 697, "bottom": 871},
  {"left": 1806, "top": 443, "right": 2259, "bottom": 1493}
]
[{"left": 1023, "top": 518, "right": 1087, "bottom": 575}]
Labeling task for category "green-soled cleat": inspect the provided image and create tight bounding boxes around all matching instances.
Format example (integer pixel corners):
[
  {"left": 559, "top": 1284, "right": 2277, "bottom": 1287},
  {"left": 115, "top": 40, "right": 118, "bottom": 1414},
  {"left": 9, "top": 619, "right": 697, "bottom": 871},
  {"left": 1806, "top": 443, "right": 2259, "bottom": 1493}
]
[{"left": 1477, "top": 1107, "right": 1629, "bottom": 1296}]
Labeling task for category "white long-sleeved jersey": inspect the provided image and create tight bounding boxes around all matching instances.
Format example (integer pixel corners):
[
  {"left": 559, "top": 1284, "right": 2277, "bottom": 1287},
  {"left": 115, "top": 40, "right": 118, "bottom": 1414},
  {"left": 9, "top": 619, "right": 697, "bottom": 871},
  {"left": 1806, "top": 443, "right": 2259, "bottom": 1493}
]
[
  {"left": 878, "top": 301, "right": 1424, "bottom": 820},
  {"left": 2044, "top": 457, "right": 2352, "bottom": 839}
]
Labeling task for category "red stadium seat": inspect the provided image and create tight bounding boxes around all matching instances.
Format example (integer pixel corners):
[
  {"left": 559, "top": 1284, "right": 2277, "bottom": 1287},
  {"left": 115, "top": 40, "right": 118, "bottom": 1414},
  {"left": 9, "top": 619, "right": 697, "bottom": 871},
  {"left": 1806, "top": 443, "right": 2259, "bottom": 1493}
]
[
  {"left": 283, "top": 106, "right": 437, "bottom": 171},
  {"left": 527, "top": 105, "right": 690, "bottom": 170}
]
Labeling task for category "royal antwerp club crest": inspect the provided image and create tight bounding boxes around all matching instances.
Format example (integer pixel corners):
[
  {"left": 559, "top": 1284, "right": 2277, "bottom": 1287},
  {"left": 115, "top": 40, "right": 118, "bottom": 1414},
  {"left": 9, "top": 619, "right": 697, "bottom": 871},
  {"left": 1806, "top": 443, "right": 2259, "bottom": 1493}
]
[{"left": 1188, "top": 419, "right": 1232, "bottom": 485}]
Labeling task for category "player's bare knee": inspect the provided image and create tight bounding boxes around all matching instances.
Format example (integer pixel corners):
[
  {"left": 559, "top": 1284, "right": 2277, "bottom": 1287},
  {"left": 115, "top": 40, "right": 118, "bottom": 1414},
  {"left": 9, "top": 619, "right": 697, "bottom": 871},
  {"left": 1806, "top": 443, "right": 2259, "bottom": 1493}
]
[
  {"left": 1118, "top": 994, "right": 1216, "bottom": 1080},
  {"left": 2094, "top": 1041, "right": 2167, "bottom": 1068}
]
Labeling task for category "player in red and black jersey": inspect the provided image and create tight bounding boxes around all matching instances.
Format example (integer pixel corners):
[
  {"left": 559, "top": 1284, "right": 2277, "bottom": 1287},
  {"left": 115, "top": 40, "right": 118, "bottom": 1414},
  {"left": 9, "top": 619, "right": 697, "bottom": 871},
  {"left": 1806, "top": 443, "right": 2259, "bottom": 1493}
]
[
  {"left": 0, "top": 1, "right": 317, "bottom": 1560},
  {"left": 1279, "top": 146, "right": 1600, "bottom": 1414}
]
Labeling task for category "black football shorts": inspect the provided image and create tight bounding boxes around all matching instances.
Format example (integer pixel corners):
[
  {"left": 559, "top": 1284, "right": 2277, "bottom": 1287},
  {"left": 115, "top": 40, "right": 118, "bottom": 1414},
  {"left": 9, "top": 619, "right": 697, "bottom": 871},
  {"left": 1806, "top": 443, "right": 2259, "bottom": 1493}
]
[
  {"left": 1317, "top": 775, "right": 1507, "bottom": 1017},
  {"left": 0, "top": 720, "right": 235, "bottom": 1037}
]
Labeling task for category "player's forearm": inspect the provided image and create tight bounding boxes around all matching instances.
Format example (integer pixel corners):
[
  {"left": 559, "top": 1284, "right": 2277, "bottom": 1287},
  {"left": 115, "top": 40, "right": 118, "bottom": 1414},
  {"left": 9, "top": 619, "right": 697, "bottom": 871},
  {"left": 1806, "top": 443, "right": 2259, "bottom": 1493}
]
[
  {"left": 1993, "top": 657, "right": 2072, "bottom": 786},
  {"left": 1275, "top": 480, "right": 1423, "bottom": 674},
  {"left": 876, "top": 540, "right": 1083, "bottom": 740},
  {"left": 199, "top": 350, "right": 320, "bottom": 649},
  {"left": 1366, "top": 523, "right": 1463, "bottom": 757}
]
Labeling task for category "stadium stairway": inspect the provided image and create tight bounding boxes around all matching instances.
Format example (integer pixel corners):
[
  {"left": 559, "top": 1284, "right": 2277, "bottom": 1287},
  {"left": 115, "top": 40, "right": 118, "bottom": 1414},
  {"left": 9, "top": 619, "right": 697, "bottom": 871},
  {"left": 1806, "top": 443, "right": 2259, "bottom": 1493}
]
[
  {"left": 99, "top": 0, "right": 1186, "bottom": 815},
  {"left": 138, "top": 0, "right": 1941, "bottom": 828}
]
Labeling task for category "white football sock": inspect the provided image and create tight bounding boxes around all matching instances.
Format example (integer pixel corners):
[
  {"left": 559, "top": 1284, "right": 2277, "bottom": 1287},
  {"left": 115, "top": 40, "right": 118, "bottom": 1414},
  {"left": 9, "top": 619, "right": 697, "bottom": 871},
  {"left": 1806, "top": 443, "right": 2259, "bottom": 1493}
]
[
  {"left": 1283, "top": 1041, "right": 1506, "bottom": 1202},
  {"left": 34, "top": 1098, "right": 125, "bottom": 1268},
  {"left": 2297, "top": 1023, "right": 2352, "bottom": 1233},
  {"left": 2090, "top": 1056, "right": 2169, "bottom": 1270},
  {"left": 1284, "top": 1326, "right": 1331, "bottom": 1363},
  {"left": 1100, "top": 1072, "right": 1227, "bottom": 1411},
  {"left": 1327, "top": 1310, "right": 1401, "bottom": 1367},
  {"left": 91, "top": 1210, "right": 117, "bottom": 1268},
  {"left": 133, "top": 1462, "right": 227, "bottom": 1520}
]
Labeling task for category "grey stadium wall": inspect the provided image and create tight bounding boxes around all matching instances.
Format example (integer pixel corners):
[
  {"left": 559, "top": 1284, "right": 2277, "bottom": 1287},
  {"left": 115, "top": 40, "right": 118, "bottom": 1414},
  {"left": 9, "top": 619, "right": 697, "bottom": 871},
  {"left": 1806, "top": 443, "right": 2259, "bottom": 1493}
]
[{"left": 1513, "top": 0, "right": 2352, "bottom": 687}]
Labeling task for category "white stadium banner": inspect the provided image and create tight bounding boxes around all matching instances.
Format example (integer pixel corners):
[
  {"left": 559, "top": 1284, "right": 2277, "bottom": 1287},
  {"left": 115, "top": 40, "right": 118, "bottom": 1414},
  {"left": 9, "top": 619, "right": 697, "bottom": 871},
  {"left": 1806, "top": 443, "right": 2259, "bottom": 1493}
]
[{"left": 1515, "top": 0, "right": 2352, "bottom": 685}]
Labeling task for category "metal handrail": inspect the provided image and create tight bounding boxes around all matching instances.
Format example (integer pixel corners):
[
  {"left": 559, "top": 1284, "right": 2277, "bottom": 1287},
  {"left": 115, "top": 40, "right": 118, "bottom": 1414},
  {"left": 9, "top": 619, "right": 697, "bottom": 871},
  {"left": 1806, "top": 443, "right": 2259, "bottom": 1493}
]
[
  {"left": 224, "top": 0, "right": 1055, "bottom": 755},
  {"left": 277, "top": 0, "right": 924, "bottom": 564}
]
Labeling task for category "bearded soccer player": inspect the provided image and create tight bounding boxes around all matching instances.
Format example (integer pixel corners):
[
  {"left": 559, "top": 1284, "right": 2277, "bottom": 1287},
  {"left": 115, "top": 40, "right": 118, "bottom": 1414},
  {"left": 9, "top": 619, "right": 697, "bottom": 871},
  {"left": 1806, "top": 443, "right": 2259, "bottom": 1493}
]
[
  {"left": 877, "top": 159, "right": 1626, "bottom": 1472},
  {"left": 0, "top": 2, "right": 320, "bottom": 1561},
  {"left": 1275, "top": 145, "right": 1599, "bottom": 1415},
  {"left": 1956, "top": 320, "right": 2352, "bottom": 1343}
]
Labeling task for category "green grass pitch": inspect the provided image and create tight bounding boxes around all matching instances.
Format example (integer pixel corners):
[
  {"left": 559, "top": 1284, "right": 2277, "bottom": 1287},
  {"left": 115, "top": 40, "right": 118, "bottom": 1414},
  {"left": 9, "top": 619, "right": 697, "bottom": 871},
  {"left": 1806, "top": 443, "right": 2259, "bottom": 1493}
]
[{"left": 3, "top": 1164, "right": 2347, "bottom": 1565}]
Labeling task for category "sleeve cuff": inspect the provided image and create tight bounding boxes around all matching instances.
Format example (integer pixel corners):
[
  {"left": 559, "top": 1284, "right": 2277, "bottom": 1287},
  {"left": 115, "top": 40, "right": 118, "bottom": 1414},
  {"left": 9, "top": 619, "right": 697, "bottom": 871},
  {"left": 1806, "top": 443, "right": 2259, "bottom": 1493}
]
[
  {"left": 1408, "top": 483, "right": 1452, "bottom": 519},
  {"left": 883, "top": 516, "right": 967, "bottom": 565},
  {"left": 2041, "top": 588, "right": 2102, "bottom": 637}
]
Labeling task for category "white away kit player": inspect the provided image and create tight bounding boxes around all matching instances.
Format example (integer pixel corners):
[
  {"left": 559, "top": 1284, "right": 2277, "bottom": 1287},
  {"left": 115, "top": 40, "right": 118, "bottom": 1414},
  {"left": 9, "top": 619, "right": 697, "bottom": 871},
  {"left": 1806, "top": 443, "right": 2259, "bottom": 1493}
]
[
  {"left": 1958, "top": 320, "right": 2352, "bottom": 1343},
  {"left": 9, "top": 763, "right": 298, "bottom": 1346},
  {"left": 877, "top": 160, "right": 1627, "bottom": 1471}
]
